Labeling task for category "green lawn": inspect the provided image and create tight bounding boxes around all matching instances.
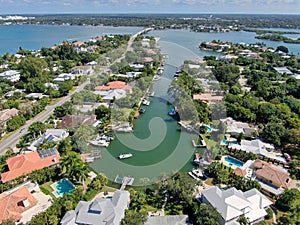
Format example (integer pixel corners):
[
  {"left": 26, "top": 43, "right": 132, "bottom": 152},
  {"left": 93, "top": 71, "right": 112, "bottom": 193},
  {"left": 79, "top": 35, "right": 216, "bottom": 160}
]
[{"left": 40, "top": 181, "right": 55, "bottom": 198}]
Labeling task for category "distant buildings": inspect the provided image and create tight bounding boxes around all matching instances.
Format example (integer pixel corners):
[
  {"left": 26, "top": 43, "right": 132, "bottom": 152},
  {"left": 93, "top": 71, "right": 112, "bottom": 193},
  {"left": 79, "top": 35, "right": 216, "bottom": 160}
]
[
  {"left": 0, "top": 70, "right": 20, "bottom": 82},
  {"left": 1, "top": 148, "right": 60, "bottom": 183},
  {"left": 61, "top": 190, "right": 130, "bottom": 225},
  {"left": 201, "top": 186, "right": 272, "bottom": 225}
]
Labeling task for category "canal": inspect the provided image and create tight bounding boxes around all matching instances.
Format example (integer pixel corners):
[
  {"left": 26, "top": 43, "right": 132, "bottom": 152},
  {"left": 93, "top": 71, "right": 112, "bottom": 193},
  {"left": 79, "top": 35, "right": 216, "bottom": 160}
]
[{"left": 90, "top": 61, "right": 204, "bottom": 185}]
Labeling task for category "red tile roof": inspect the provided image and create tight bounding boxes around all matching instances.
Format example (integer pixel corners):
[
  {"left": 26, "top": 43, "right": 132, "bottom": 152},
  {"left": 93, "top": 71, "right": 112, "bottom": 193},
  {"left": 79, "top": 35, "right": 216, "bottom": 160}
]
[
  {"left": 1, "top": 152, "right": 60, "bottom": 183},
  {"left": 234, "top": 167, "right": 246, "bottom": 177},
  {"left": 95, "top": 81, "right": 132, "bottom": 91},
  {"left": 73, "top": 41, "right": 85, "bottom": 46},
  {"left": 0, "top": 186, "right": 38, "bottom": 223}
]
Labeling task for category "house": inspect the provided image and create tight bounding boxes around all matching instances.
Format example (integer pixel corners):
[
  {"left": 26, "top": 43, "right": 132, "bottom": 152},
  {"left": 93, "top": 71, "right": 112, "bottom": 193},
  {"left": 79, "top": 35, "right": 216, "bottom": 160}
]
[
  {"left": 129, "top": 63, "right": 145, "bottom": 71},
  {"left": 1, "top": 148, "right": 60, "bottom": 183},
  {"left": 145, "top": 215, "right": 191, "bottom": 225},
  {"left": 25, "top": 93, "right": 48, "bottom": 99},
  {"left": 201, "top": 186, "right": 272, "bottom": 225},
  {"left": 220, "top": 117, "right": 257, "bottom": 136},
  {"left": 110, "top": 72, "right": 141, "bottom": 79},
  {"left": 253, "top": 159, "right": 290, "bottom": 196},
  {"left": 87, "top": 61, "right": 98, "bottom": 68},
  {"left": 73, "top": 41, "right": 85, "bottom": 46},
  {"left": 60, "top": 114, "right": 98, "bottom": 129},
  {"left": 0, "top": 70, "right": 20, "bottom": 82},
  {"left": 60, "top": 190, "right": 130, "bottom": 225},
  {"left": 95, "top": 81, "right": 132, "bottom": 92},
  {"left": 228, "top": 139, "right": 286, "bottom": 163},
  {"left": 193, "top": 93, "right": 223, "bottom": 104},
  {"left": 144, "top": 57, "right": 154, "bottom": 67},
  {"left": 45, "top": 82, "right": 59, "bottom": 90},
  {"left": 71, "top": 66, "right": 93, "bottom": 76},
  {"left": 273, "top": 67, "right": 293, "bottom": 75},
  {"left": 0, "top": 186, "right": 38, "bottom": 223},
  {"left": 93, "top": 89, "right": 127, "bottom": 102},
  {"left": 54, "top": 73, "right": 75, "bottom": 82},
  {"left": 141, "top": 38, "right": 151, "bottom": 48},
  {"left": 28, "top": 129, "right": 69, "bottom": 151},
  {"left": 0, "top": 108, "right": 19, "bottom": 136}
]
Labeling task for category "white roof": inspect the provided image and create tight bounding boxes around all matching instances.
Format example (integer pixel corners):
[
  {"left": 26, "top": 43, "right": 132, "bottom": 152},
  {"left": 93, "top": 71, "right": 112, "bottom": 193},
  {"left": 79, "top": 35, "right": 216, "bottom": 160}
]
[{"left": 202, "top": 187, "right": 272, "bottom": 223}]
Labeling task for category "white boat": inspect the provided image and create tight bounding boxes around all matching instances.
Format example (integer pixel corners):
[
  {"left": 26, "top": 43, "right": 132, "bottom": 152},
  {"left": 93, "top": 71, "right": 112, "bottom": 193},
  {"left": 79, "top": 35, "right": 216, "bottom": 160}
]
[
  {"left": 153, "top": 75, "right": 161, "bottom": 80},
  {"left": 118, "top": 153, "right": 133, "bottom": 159},
  {"left": 142, "top": 99, "right": 151, "bottom": 106},
  {"left": 89, "top": 140, "right": 109, "bottom": 147},
  {"left": 188, "top": 169, "right": 204, "bottom": 181}
]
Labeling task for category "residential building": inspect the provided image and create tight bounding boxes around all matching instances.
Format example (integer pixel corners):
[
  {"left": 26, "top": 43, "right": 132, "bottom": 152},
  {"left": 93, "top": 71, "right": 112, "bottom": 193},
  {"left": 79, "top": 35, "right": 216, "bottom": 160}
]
[
  {"left": 45, "top": 82, "right": 59, "bottom": 90},
  {"left": 220, "top": 117, "right": 257, "bottom": 136},
  {"left": 93, "top": 89, "right": 127, "bottom": 102},
  {"left": 60, "top": 114, "right": 98, "bottom": 129},
  {"left": 144, "top": 57, "right": 154, "bottom": 67},
  {"left": 1, "top": 148, "right": 60, "bottom": 183},
  {"left": 145, "top": 215, "right": 191, "bottom": 225},
  {"left": 0, "top": 108, "right": 19, "bottom": 136},
  {"left": 129, "top": 63, "right": 145, "bottom": 71},
  {"left": 0, "top": 70, "right": 20, "bottom": 82},
  {"left": 75, "top": 102, "right": 109, "bottom": 113},
  {"left": 25, "top": 93, "right": 48, "bottom": 99},
  {"left": 95, "top": 81, "right": 132, "bottom": 92},
  {"left": 28, "top": 129, "right": 69, "bottom": 151},
  {"left": 193, "top": 93, "right": 223, "bottom": 104},
  {"left": 253, "top": 159, "right": 290, "bottom": 196},
  {"left": 0, "top": 186, "right": 38, "bottom": 223},
  {"left": 54, "top": 73, "right": 75, "bottom": 82},
  {"left": 60, "top": 190, "right": 130, "bottom": 225},
  {"left": 273, "top": 67, "right": 293, "bottom": 75},
  {"left": 228, "top": 139, "right": 286, "bottom": 163},
  {"left": 71, "top": 66, "right": 93, "bottom": 76},
  {"left": 201, "top": 186, "right": 272, "bottom": 225}
]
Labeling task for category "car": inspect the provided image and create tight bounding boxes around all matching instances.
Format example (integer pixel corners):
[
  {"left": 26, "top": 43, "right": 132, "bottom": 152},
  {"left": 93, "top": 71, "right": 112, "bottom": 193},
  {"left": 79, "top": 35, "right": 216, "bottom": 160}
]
[{"left": 19, "top": 128, "right": 25, "bottom": 133}]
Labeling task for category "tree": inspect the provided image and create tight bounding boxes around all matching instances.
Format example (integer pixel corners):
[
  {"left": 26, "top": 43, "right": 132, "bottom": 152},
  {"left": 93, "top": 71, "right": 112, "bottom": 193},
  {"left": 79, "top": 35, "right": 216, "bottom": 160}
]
[
  {"left": 6, "top": 115, "right": 26, "bottom": 132},
  {"left": 28, "top": 121, "right": 47, "bottom": 138},
  {"left": 261, "top": 123, "right": 287, "bottom": 147},
  {"left": 275, "top": 188, "right": 300, "bottom": 211},
  {"left": 275, "top": 45, "right": 289, "bottom": 54},
  {"left": 121, "top": 210, "right": 147, "bottom": 225},
  {"left": 237, "top": 215, "right": 250, "bottom": 225},
  {"left": 194, "top": 203, "right": 221, "bottom": 225}
]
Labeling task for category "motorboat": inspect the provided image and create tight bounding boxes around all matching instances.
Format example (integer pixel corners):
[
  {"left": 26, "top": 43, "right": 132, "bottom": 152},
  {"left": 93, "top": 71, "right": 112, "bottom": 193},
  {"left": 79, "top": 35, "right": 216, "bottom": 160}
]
[
  {"left": 193, "top": 153, "right": 202, "bottom": 165},
  {"left": 118, "top": 153, "right": 133, "bottom": 159},
  {"left": 139, "top": 108, "right": 146, "bottom": 113},
  {"left": 168, "top": 108, "right": 176, "bottom": 116},
  {"left": 142, "top": 99, "right": 151, "bottom": 106},
  {"left": 188, "top": 168, "right": 204, "bottom": 181},
  {"left": 89, "top": 139, "right": 109, "bottom": 147}
]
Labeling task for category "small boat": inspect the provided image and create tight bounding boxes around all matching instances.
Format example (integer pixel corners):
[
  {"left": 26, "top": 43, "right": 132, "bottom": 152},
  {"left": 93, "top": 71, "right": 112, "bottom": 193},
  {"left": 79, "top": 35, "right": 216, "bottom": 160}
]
[
  {"left": 153, "top": 75, "right": 161, "bottom": 80},
  {"left": 149, "top": 91, "right": 155, "bottom": 97},
  {"left": 118, "top": 153, "right": 133, "bottom": 159},
  {"left": 188, "top": 169, "right": 204, "bottom": 181},
  {"left": 89, "top": 140, "right": 109, "bottom": 147},
  {"left": 168, "top": 108, "right": 176, "bottom": 116},
  {"left": 139, "top": 108, "right": 146, "bottom": 113},
  {"left": 142, "top": 99, "right": 151, "bottom": 106},
  {"left": 193, "top": 153, "right": 202, "bottom": 165}
]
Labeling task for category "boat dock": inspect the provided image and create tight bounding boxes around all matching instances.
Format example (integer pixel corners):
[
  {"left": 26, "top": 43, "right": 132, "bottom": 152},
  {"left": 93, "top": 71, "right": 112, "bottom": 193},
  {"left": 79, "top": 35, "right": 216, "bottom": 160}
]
[
  {"left": 192, "top": 139, "right": 206, "bottom": 148},
  {"left": 114, "top": 175, "right": 135, "bottom": 190}
]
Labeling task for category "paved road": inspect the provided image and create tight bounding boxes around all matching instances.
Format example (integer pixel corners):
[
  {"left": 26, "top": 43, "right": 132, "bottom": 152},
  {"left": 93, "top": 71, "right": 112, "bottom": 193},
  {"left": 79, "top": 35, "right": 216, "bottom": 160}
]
[{"left": 0, "top": 27, "right": 153, "bottom": 155}]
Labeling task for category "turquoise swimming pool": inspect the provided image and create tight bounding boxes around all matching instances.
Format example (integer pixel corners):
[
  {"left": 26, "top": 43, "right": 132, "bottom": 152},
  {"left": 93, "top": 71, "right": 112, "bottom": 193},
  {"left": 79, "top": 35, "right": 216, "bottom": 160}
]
[
  {"left": 51, "top": 178, "right": 75, "bottom": 198},
  {"left": 204, "top": 125, "right": 212, "bottom": 133},
  {"left": 224, "top": 156, "right": 243, "bottom": 167}
]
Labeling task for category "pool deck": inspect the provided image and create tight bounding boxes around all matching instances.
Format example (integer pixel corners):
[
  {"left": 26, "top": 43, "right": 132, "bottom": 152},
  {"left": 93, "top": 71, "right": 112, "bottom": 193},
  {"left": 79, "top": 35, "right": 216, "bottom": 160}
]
[
  {"left": 220, "top": 155, "right": 242, "bottom": 170},
  {"left": 50, "top": 178, "right": 75, "bottom": 198}
]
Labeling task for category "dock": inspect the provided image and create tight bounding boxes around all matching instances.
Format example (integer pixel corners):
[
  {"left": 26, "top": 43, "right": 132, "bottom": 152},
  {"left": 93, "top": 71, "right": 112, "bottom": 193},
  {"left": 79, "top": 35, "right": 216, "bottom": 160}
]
[
  {"left": 114, "top": 175, "right": 135, "bottom": 190},
  {"left": 192, "top": 139, "right": 206, "bottom": 148}
]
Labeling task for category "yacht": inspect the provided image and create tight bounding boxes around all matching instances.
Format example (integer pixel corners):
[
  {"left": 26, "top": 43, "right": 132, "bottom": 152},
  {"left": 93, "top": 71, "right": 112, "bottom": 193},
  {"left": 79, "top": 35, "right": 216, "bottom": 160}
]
[
  {"left": 89, "top": 139, "right": 109, "bottom": 147},
  {"left": 118, "top": 153, "right": 133, "bottom": 159},
  {"left": 188, "top": 168, "right": 204, "bottom": 181}
]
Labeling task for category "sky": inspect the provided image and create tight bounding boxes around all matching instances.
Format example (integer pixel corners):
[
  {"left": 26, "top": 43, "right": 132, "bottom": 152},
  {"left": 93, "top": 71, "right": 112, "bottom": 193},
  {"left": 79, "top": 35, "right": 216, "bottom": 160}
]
[{"left": 0, "top": 0, "right": 299, "bottom": 14}]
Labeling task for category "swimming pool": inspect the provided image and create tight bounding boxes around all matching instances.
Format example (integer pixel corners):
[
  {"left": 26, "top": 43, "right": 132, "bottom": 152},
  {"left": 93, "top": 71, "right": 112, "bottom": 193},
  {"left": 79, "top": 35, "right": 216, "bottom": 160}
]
[
  {"left": 51, "top": 178, "right": 75, "bottom": 198},
  {"left": 222, "top": 140, "right": 238, "bottom": 145},
  {"left": 224, "top": 156, "right": 243, "bottom": 167},
  {"left": 204, "top": 125, "right": 212, "bottom": 133}
]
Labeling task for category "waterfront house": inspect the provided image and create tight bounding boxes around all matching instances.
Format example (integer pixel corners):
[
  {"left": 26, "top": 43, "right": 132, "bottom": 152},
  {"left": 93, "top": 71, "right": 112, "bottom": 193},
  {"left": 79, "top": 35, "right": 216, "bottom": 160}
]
[
  {"left": 193, "top": 93, "right": 223, "bottom": 104},
  {"left": 60, "top": 190, "right": 130, "bottom": 225},
  {"left": 60, "top": 114, "right": 98, "bottom": 129},
  {"left": 0, "top": 70, "right": 20, "bottom": 82},
  {"left": 220, "top": 117, "right": 257, "bottom": 136},
  {"left": 253, "top": 159, "right": 290, "bottom": 196},
  {"left": 144, "top": 57, "right": 154, "bottom": 67},
  {"left": 228, "top": 139, "right": 286, "bottom": 163},
  {"left": 201, "top": 186, "right": 272, "bottom": 225},
  {"left": 1, "top": 148, "right": 60, "bottom": 183},
  {"left": 71, "top": 65, "right": 93, "bottom": 76},
  {"left": 95, "top": 81, "right": 132, "bottom": 93},
  {"left": 129, "top": 63, "right": 145, "bottom": 71},
  {"left": 93, "top": 89, "right": 127, "bottom": 102}
]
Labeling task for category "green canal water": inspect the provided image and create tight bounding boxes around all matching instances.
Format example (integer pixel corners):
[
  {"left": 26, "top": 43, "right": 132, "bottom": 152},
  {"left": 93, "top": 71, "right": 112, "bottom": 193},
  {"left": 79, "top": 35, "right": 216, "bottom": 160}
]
[{"left": 90, "top": 61, "right": 205, "bottom": 186}]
